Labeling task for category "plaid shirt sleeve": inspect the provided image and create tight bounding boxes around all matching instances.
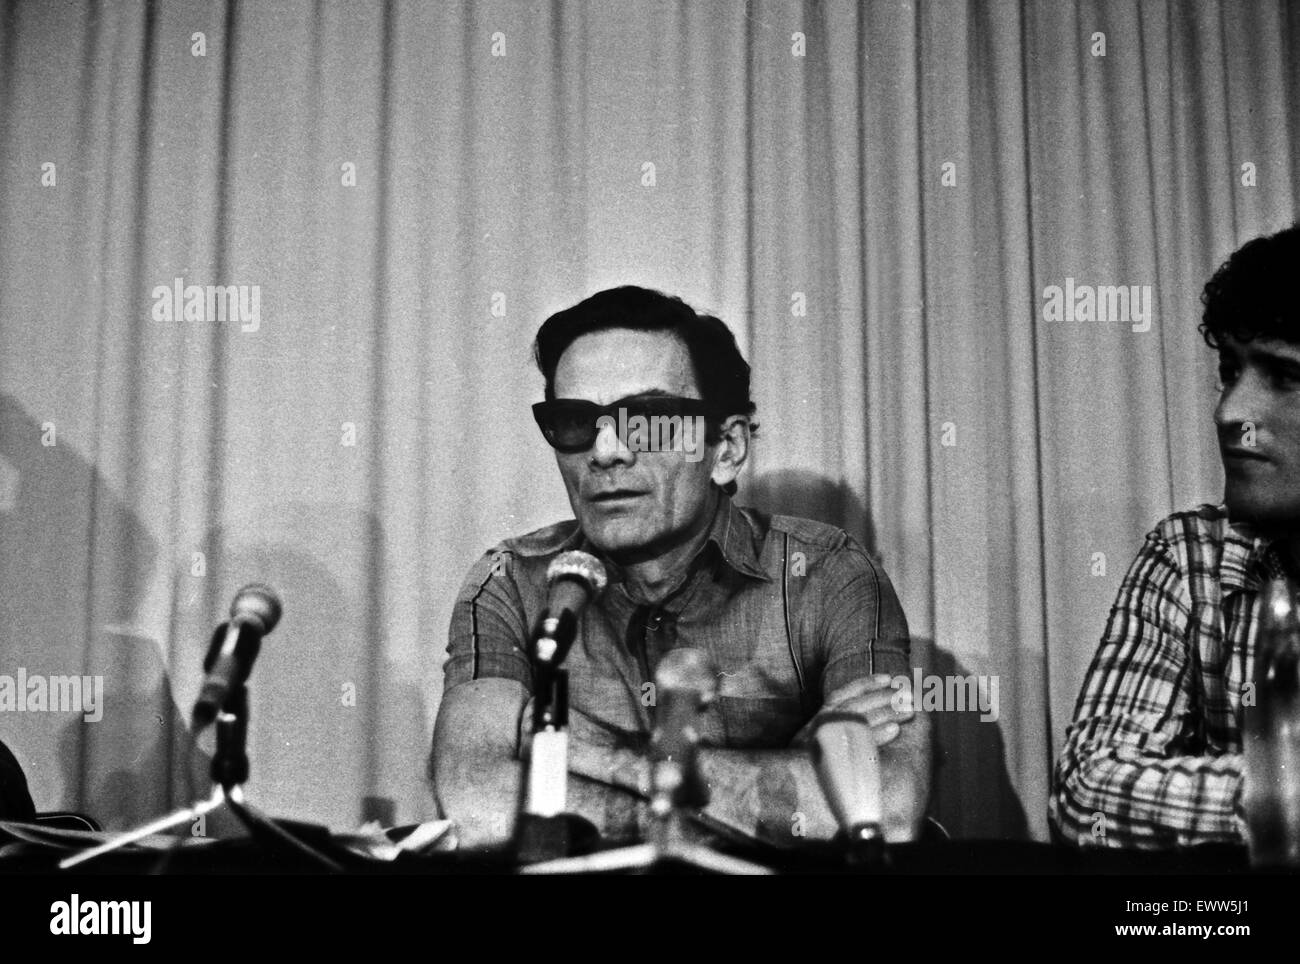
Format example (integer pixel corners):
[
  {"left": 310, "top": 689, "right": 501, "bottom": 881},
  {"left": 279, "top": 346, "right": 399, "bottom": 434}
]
[{"left": 1050, "top": 528, "right": 1246, "bottom": 848}]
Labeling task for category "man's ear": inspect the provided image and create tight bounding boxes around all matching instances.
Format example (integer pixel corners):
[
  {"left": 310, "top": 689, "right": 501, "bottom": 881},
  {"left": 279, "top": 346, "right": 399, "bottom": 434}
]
[{"left": 710, "top": 416, "right": 751, "bottom": 489}]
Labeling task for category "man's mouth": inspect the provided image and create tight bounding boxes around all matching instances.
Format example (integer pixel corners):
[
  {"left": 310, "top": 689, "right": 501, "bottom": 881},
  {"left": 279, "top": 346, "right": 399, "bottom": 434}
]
[
  {"left": 1221, "top": 446, "right": 1270, "bottom": 463},
  {"left": 588, "top": 489, "right": 647, "bottom": 503}
]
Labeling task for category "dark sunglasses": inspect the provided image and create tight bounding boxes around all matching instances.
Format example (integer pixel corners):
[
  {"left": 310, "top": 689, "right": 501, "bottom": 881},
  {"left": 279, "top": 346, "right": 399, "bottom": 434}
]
[{"left": 532, "top": 394, "right": 718, "bottom": 453}]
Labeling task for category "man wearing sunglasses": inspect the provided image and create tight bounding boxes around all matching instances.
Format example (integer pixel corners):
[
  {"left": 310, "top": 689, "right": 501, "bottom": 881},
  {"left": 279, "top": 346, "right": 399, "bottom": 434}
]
[{"left": 433, "top": 285, "right": 930, "bottom": 850}]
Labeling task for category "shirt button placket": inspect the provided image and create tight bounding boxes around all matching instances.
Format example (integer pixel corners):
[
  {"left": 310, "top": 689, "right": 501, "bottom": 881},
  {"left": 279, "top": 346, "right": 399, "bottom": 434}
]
[{"left": 644, "top": 609, "right": 662, "bottom": 680}]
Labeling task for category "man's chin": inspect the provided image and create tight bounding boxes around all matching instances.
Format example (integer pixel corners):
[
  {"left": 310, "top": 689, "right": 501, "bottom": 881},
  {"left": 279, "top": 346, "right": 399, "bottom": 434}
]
[
  {"left": 578, "top": 516, "right": 652, "bottom": 557},
  {"left": 1223, "top": 489, "right": 1300, "bottom": 534}
]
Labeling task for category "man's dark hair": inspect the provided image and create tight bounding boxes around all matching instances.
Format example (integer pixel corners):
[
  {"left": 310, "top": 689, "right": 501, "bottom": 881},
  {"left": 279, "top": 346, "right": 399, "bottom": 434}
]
[
  {"left": 533, "top": 286, "right": 758, "bottom": 496},
  {"left": 1200, "top": 222, "right": 1300, "bottom": 349}
]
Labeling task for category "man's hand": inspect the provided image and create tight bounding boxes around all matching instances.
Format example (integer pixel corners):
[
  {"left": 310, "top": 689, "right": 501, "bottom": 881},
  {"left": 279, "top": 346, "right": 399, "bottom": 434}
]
[
  {"left": 791, "top": 674, "right": 913, "bottom": 748},
  {"left": 789, "top": 673, "right": 929, "bottom": 842}
]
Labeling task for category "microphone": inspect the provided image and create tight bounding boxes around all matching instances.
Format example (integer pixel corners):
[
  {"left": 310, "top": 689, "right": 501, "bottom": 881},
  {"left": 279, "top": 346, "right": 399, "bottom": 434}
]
[
  {"left": 192, "top": 584, "right": 282, "bottom": 732},
  {"left": 533, "top": 551, "right": 608, "bottom": 666},
  {"left": 651, "top": 648, "right": 717, "bottom": 814},
  {"left": 521, "top": 551, "right": 607, "bottom": 821},
  {"left": 515, "top": 552, "right": 607, "bottom": 860},
  {"left": 809, "top": 712, "right": 885, "bottom": 864}
]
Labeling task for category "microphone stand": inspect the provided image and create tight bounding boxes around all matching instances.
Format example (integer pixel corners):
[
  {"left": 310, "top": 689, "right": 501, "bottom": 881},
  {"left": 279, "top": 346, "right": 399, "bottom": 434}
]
[
  {"left": 60, "top": 681, "right": 342, "bottom": 871},
  {"left": 520, "top": 735, "right": 773, "bottom": 875},
  {"left": 514, "top": 609, "right": 600, "bottom": 862}
]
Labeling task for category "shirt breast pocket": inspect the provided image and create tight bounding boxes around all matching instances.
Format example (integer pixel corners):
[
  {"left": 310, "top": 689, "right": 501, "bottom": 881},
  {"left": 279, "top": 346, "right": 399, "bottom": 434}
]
[
  {"left": 710, "top": 692, "right": 806, "bottom": 749},
  {"left": 703, "top": 641, "right": 808, "bottom": 746}
]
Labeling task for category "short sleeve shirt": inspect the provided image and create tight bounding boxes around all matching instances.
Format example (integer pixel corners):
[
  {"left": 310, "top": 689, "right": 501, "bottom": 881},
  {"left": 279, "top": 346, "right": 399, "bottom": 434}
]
[{"left": 442, "top": 495, "right": 912, "bottom": 748}]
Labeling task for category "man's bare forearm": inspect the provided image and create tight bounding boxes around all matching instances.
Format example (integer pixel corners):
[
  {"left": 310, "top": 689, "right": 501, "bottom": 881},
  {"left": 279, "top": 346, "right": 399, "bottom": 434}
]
[
  {"left": 567, "top": 726, "right": 930, "bottom": 846},
  {"left": 437, "top": 754, "right": 650, "bottom": 847},
  {"left": 567, "top": 739, "right": 838, "bottom": 843},
  {"left": 435, "top": 757, "right": 525, "bottom": 847},
  {"left": 697, "top": 747, "right": 842, "bottom": 843},
  {"left": 701, "top": 716, "right": 929, "bottom": 845}
]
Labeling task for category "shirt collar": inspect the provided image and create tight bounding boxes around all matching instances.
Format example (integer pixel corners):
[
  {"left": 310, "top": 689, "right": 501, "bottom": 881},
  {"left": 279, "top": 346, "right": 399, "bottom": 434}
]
[
  {"left": 706, "top": 493, "right": 771, "bottom": 581},
  {"left": 1220, "top": 513, "right": 1286, "bottom": 596}
]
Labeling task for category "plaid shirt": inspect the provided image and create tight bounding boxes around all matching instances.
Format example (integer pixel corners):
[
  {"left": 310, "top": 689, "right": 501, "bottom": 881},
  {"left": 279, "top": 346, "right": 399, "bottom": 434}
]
[{"left": 1050, "top": 503, "right": 1286, "bottom": 848}]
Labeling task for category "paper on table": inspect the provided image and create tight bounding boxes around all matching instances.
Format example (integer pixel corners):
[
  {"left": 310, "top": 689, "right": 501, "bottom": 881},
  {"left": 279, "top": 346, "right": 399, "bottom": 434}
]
[
  {"left": 0, "top": 820, "right": 217, "bottom": 852},
  {"left": 395, "top": 819, "right": 456, "bottom": 853},
  {"left": 332, "top": 819, "right": 456, "bottom": 860}
]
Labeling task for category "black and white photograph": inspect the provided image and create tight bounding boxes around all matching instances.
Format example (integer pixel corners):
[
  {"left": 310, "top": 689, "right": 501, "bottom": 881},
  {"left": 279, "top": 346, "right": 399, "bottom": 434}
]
[{"left": 0, "top": 0, "right": 1297, "bottom": 942}]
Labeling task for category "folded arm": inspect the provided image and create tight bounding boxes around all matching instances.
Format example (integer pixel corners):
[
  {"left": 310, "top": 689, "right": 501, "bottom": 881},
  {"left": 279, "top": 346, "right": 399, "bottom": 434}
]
[
  {"left": 567, "top": 540, "right": 931, "bottom": 847},
  {"left": 1050, "top": 532, "right": 1246, "bottom": 848},
  {"left": 567, "top": 687, "right": 929, "bottom": 846},
  {"left": 432, "top": 678, "right": 648, "bottom": 847}
]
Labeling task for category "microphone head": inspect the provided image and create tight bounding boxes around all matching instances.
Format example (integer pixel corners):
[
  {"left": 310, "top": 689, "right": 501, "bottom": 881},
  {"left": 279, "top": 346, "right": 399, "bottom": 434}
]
[
  {"left": 230, "top": 583, "right": 282, "bottom": 634},
  {"left": 650, "top": 649, "right": 717, "bottom": 810},
  {"left": 654, "top": 647, "right": 717, "bottom": 699},
  {"left": 546, "top": 551, "right": 608, "bottom": 596}
]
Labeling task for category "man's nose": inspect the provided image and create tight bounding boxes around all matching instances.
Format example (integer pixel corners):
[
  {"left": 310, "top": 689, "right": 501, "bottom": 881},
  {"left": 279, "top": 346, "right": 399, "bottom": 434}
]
[
  {"left": 590, "top": 418, "right": 634, "bottom": 467},
  {"left": 1215, "top": 372, "right": 1266, "bottom": 435}
]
